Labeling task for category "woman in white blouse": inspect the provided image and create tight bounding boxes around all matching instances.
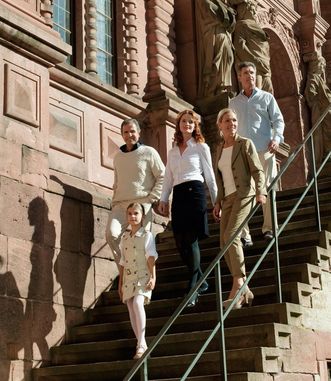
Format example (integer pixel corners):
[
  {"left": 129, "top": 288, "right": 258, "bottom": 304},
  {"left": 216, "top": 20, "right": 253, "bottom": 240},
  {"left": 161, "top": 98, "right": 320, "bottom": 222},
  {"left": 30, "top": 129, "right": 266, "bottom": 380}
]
[{"left": 159, "top": 110, "right": 217, "bottom": 307}]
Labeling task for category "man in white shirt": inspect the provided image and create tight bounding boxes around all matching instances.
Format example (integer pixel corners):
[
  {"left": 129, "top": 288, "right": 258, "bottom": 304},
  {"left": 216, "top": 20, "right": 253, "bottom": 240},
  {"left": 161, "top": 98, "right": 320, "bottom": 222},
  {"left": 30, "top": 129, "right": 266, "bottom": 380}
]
[
  {"left": 105, "top": 119, "right": 165, "bottom": 267},
  {"left": 229, "top": 61, "right": 285, "bottom": 244}
]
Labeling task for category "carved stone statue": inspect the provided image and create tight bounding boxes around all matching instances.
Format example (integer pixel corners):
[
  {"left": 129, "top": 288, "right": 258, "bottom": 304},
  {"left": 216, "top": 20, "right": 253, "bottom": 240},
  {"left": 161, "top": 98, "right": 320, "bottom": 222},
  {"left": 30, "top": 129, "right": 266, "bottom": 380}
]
[
  {"left": 195, "top": 0, "right": 236, "bottom": 98},
  {"left": 229, "top": 0, "right": 273, "bottom": 93},
  {"left": 304, "top": 56, "right": 331, "bottom": 171}
]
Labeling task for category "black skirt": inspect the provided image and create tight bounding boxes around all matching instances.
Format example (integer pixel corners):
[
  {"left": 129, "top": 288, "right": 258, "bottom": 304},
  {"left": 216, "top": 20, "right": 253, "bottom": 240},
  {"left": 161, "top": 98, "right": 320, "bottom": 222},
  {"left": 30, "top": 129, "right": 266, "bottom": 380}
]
[{"left": 171, "top": 180, "right": 209, "bottom": 240}]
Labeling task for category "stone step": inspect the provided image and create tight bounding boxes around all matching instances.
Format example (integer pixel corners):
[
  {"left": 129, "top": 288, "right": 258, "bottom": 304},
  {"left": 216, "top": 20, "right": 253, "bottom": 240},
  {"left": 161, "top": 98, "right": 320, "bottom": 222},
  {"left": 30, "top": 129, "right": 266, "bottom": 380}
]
[
  {"left": 33, "top": 346, "right": 280, "bottom": 380},
  {"left": 52, "top": 323, "right": 291, "bottom": 365},
  {"left": 87, "top": 280, "right": 309, "bottom": 325},
  {"left": 151, "top": 373, "right": 274, "bottom": 381},
  {"left": 155, "top": 244, "right": 331, "bottom": 273},
  {"left": 157, "top": 198, "right": 331, "bottom": 244},
  {"left": 103, "top": 262, "right": 321, "bottom": 307},
  {"left": 155, "top": 229, "right": 328, "bottom": 256},
  {"left": 70, "top": 303, "right": 301, "bottom": 344}
]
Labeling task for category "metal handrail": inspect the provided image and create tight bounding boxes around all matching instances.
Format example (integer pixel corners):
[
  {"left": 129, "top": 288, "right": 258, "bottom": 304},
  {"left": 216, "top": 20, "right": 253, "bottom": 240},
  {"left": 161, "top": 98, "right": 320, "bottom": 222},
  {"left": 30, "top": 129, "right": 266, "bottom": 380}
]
[{"left": 124, "top": 103, "right": 331, "bottom": 381}]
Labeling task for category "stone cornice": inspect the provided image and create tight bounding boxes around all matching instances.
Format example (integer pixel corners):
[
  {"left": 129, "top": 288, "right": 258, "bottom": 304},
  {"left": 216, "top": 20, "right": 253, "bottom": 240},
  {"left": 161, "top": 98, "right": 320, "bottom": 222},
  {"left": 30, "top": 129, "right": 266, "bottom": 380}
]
[
  {"left": 49, "top": 63, "right": 146, "bottom": 117},
  {"left": 260, "top": 0, "right": 300, "bottom": 27},
  {"left": 0, "top": 2, "right": 71, "bottom": 66}
]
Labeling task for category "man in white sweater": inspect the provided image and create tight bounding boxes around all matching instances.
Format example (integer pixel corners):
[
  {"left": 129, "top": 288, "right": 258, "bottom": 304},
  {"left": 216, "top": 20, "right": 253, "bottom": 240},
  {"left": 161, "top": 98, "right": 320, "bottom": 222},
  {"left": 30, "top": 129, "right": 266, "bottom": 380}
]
[{"left": 105, "top": 118, "right": 165, "bottom": 267}]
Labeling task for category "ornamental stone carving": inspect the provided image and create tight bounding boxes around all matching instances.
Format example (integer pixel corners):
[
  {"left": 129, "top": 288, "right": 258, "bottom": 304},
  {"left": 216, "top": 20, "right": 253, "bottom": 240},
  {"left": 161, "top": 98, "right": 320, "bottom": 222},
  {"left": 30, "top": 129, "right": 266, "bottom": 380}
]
[
  {"left": 40, "top": 0, "right": 53, "bottom": 27},
  {"left": 85, "top": 0, "right": 98, "bottom": 75},
  {"left": 144, "top": 0, "right": 178, "bottom": 99},
  {"left": 123, "top": 0, "right": 139, "bottom": 95}
]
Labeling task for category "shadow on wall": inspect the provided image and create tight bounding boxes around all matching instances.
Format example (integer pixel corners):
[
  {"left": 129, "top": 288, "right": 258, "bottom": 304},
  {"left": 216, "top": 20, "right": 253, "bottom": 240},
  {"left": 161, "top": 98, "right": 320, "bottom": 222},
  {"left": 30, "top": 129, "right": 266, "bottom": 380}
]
[
  {"left": 51, "top": 175, "right": 94, "bottom": 335},
  {"left": 24, "top": 197, "right": 56, "bottom": 378},
  {"left": 0, "top": 256, "right": 25, "bottom": 380},
  {"left": 0, "top": 183, "right": 95, "bottom": 380}
]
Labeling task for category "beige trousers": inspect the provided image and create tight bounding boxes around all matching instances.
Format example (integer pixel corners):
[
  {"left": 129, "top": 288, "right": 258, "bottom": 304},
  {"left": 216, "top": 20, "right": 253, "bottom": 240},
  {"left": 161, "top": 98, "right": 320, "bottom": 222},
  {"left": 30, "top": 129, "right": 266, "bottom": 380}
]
[
  {"left": 220, "top": 192, "right": 255, "bottom": 278},
  {"left": 241, "top": 151, "right": 278, "bottom": 240}
]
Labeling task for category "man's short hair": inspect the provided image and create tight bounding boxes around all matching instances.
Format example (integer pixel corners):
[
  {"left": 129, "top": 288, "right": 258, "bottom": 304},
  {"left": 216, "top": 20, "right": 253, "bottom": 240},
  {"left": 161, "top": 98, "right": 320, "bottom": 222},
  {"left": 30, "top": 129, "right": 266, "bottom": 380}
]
[
  {"left": 238, "top": 61, "right": 256, "bottom": 72},
  {"left": 120, "top": 118, "right": 141, "bottom": 134}
]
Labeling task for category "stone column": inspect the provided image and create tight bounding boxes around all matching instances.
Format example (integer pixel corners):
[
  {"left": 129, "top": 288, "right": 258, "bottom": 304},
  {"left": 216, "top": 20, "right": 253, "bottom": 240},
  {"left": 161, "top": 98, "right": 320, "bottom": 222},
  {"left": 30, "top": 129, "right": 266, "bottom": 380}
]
[
  {"left": 142, "top": 0, "right": 188, "bottom": 161},
  {"left": 123, "top": 0, "right": 139, "bottom": 95},
  {"left": 143, "top": 0, "right": 178, "bottom": 100},
  {"left": 85, "top": 0, "right": 98, "bottom": 75},
  {"left": 40, "top": 0, "right": 53, "bottom": 27}
]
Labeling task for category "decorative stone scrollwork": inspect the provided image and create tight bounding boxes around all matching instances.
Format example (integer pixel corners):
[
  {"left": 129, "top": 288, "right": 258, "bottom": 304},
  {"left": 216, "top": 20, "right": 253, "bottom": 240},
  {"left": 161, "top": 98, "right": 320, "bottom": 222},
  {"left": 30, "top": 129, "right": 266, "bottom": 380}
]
[
  {"left": 123, "top": 1, "right": 139, "bottom": 95},
  {"left": 40, "top": 0, "right": 53, "bottom": 27},
  {"left": 85, "top": 0, "right": 98, "bottom": 74},
  {"left": 268, "top": 7, "right": 278, "bottom": 27}
]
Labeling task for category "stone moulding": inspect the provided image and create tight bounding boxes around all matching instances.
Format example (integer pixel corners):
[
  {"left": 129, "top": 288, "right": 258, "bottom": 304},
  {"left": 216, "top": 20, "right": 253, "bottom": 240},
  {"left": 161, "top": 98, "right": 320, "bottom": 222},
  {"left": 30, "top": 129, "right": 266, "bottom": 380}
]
[
  {"left": 0, "top": 2, "right": 71, "bottom": 66},
  {"left": 49, "top": 64, "right": 146, "bottom": 117}
]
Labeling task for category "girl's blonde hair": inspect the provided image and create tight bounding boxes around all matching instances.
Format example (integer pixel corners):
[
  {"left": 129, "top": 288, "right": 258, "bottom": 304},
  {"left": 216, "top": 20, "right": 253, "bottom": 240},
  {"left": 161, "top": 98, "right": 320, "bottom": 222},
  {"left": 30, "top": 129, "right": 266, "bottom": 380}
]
[
  {"left": 174, "top": 109, "right": 205, "bottom": 145},
  {"left": 126, "top": 202, "right": 145, "bottom": 216}
]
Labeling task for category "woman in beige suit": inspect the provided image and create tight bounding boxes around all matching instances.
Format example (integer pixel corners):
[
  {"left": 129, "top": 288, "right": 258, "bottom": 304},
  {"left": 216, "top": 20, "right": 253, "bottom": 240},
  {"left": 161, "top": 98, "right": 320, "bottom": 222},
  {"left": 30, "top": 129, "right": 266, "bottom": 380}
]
[{"left": 213, "top": 108, "right": 266, "bottom": 309}]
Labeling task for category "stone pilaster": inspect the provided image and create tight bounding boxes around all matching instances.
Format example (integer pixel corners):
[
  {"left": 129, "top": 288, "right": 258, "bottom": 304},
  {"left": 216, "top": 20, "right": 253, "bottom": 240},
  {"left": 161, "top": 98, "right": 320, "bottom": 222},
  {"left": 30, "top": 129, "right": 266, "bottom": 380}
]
[
  {"left": 143, "top": 0, "right": 178, "bottom": 101},
  {"left": 40, "top": 0, "right": 53, "bottom": 27},
  {"left": 296, "top": 0, "right": 329, "bottom": 57},
  {"left": 123, "top": 0, "right": 139, "bottom": 95},
  {"left": 85, "top": 0, "right": 97, "bottom": 75}
]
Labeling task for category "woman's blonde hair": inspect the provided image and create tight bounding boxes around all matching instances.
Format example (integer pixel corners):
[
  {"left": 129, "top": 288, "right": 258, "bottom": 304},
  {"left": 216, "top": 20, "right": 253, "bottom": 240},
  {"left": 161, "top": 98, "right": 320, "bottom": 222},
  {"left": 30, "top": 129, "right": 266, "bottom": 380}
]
[
  {"left": 174, "top": 109, "right": 205, "bottom": 145},
  {"left": 216, "top": 108, "right": 237, "bottom": 125}
]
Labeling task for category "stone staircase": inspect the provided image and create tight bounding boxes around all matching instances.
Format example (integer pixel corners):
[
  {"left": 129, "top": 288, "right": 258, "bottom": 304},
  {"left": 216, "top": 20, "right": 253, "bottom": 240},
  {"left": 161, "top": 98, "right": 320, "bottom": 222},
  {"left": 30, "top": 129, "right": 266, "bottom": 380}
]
[{"left": 33, "top": 179, "right": 331, "bottom": 380}]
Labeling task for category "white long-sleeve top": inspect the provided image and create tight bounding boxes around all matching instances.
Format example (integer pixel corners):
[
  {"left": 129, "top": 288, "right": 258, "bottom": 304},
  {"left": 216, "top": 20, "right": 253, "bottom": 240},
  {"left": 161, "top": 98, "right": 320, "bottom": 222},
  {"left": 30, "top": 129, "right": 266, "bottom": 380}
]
[{"left": 160, "top": 138, "right": 218, "bottom": 205}]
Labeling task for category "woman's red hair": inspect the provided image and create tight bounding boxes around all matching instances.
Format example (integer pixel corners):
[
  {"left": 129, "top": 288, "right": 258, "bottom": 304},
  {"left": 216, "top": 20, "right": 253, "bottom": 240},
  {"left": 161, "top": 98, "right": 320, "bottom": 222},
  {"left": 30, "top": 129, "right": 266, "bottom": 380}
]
[{"left": 174, "top": 109, "right": 205, "bottom": 145}]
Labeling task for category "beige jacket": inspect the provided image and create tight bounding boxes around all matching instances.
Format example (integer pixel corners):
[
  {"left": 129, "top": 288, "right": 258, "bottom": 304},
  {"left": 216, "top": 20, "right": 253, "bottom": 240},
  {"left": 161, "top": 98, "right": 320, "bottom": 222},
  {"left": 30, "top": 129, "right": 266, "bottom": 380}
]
[{"left": 214, "top": 134, "right": 266, "bottom": 204}]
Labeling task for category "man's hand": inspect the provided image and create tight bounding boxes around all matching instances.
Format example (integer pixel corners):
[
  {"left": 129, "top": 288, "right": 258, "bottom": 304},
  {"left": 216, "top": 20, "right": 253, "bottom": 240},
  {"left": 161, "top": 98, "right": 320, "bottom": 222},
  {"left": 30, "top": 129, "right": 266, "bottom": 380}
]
[
  {"left": 268, "top": 139, "right": 279, "bottom": 154},
  {"left": 158, "top": 201, "right": 169, "bottom": 217}
]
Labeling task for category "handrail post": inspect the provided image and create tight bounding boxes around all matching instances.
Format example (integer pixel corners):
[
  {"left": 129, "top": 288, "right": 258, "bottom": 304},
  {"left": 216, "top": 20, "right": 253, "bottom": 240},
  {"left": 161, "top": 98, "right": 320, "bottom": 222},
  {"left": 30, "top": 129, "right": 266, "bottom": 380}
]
[
  {"left": 310, "top": 134, "right": 322, "bottom": 232},
  {"left": 271, "top": 186, "right": 282, "bottom": 303},
  {"left": 215, "top": 261, "right": 227, "bottom": 380},
  {"left": 140, "top": 359, "right": 148, "bottom": 380}
]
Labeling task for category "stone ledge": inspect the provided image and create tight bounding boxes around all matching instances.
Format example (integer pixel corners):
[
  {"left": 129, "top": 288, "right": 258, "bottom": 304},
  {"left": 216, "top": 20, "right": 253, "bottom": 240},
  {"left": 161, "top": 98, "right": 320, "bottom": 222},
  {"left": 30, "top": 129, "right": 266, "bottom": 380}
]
[
  {"left": 49, "top": 64, "right": 146, "bottom": 115},
  {"left": 0, "top": 2, "right": 71, "bottom": 66},
  {"left": 48, "top": 169, "right": 111, "bottom": 210}
]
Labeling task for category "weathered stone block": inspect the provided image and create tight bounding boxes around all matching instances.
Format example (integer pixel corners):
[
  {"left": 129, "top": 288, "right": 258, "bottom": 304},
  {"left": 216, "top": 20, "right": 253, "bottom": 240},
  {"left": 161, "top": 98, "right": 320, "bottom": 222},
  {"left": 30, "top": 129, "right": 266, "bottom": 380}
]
[
  {"left": 273, "top": 374, "right": 314, "bottom": 380},
  {"left": 0, "top": 177, "right": 43, "bottom": 243},
  {"left": 0, "top": 137, "right": 21, "bottom": 180},
  {"left": 22, "top": 145, "right": 49, "bottom": 189},
  {"left": 91, "top": 237, "right": 112, "bottom": 260},
  {"left": 282, "top": 327, "right": 318, "bottom": 373},
  {"left": 94, "top": 257, "right": 118, "bottom": 299},
  {"left": 7, "top": 238, "right": 33, "bottom": 299}
]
